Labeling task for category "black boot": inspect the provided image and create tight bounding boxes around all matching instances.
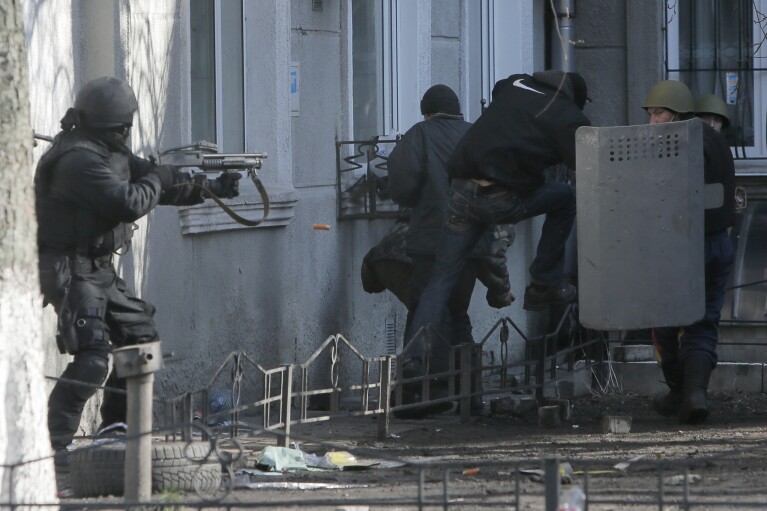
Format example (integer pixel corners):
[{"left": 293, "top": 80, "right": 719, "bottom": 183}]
[
  {"left": 679, "top": 355, "right": 713, "bottom": 424},
  {"left": 392, "top": 358, "right": 452, "bottom": 420},
  {"left": 652, "top": 362, "right": 683, "bottom": 417}
]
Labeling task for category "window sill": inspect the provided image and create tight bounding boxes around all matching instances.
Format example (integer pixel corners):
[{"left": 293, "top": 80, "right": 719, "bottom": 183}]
[{"left": 178, "top": 181, "right": 298, "bottom": 235}]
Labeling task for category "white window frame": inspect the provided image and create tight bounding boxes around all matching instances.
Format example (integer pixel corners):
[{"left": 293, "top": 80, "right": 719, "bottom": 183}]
[
  {"left": 382, "top": 0, "right": 398, "bottom": 136},
  {"left": 212, "top": 0, "right": 246, "bottom": 153},
  {"left": 351, "top": 0, "right": 428, "bottom": 139},
  {"left": 183, "top": 0, "right": 297, "bottom": 234},
  {"left": 665, "top": 0, "right": 767, "bottom": 159},
  {"left": 466, "top": 0, "right": 536, "bottom": 122}
]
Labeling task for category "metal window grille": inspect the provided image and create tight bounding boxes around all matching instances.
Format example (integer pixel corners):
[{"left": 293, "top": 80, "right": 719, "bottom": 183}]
[
  {"left": 664, "top": 0, "right": 764, "bottom": 157},
  {"left": 335, "top": 136, "right": 400, "bottom": 220}
]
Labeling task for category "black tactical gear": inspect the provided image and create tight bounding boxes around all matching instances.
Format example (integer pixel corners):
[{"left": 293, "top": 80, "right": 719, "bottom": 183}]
[
  {"left": 37, "top": 95, "right": 220, "bottom": 453},
  {"left": 74, "top": 76, "right": 138, "bottom": 128},
  {"left": 204, "top": 172, "right": 243, "bottom": 199}
]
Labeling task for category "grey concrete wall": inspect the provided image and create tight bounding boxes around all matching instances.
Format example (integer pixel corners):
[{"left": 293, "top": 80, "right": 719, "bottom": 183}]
[
  {"left": 574, "top": 0, "right": 628, "bottom": 127},
  {"left": 26, "top": 0, "right": 549, "bottom": 410},
  {"left": 575, "top": 0, "right": 665, "bottom": 127},
  {"left": 625, "top": 0, "right": 665, "bottom": 125}
]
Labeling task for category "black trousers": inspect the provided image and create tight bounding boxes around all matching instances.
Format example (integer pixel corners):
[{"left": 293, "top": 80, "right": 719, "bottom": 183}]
[{"left": 40, "top": 253, "right": 158, "bottom": 450}]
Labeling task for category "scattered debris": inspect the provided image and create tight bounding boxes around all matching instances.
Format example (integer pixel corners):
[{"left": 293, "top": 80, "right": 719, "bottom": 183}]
[
  {"left": 602, "top": 415, "right": 632, "bottom": 434},
  {"left": 256, "top": 446, "right": 308, "bottom": 472},
  {"left": 234, "top": 480, "right": 368, "bottom": 490},
  {"left": 614, "top": 454, "right": 647, "bottom": 473},
  {"left": 520, "top": 463, "right": 573, "bottom": 484},
  {"left": 539, "top": 405, "right": 562, "bottom": 428},
  {"left": 558, "top": 485, "right": 586, "bottom": 511},
  {"left": 462, "top": 467, "right": 480, "bottom": 476},
  {"left": 325, "top": 450, "right": 378, "bottom": 470},
  {"left": 491, "top": 395, "right": 538, "bottom": 418},
  {"left": 663, "top": 474, "right": 702, "bottom": 486},
  {"left": 253, "top": 445, "right": 379, "bottom": 473}
]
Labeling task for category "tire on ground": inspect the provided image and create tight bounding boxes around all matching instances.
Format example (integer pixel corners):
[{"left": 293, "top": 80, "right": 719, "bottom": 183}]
[{"left": 69, "top": 441, "right": 221, "bottom": 497}]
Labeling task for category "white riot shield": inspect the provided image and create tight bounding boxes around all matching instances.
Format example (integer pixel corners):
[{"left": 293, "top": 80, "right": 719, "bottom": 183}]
[{"left": 575, "top": 119, "right": 705, "bottom": 330}]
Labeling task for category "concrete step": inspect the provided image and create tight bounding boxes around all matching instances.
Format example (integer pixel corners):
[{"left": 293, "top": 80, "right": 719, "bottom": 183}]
[
  {"left": 610, "top": 360, "right": 766, "bottom": 395},
  {"left": 510, "top": 359, "right": 766, "bottom": 400}
]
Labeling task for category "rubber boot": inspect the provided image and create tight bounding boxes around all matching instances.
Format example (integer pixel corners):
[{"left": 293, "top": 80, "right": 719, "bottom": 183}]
[
  {"left": 679, "top": 355, "right": 713, "bottom": 424},
  {"left": 652, "top": 362, "right": 683, "bottom": 417}
]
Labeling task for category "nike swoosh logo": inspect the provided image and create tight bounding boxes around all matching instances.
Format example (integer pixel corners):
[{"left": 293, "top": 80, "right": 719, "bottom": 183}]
[{"left": 513, "top": 78, "right": 544, "bottom": 95}]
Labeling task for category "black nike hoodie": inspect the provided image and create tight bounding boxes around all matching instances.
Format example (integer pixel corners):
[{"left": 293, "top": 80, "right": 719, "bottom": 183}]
[{"left": 448, "top": 71, "right": 591, "bottom": 195}]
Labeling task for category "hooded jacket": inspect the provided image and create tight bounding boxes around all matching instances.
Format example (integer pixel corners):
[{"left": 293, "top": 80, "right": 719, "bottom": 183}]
[{"left": 448, "top": 71, "right": 591, "bottom": 195}]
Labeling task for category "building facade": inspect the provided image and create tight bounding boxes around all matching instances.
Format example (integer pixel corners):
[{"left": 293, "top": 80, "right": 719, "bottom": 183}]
[{"left": 23, "top": 0, "right": 765, "bottom": 424}]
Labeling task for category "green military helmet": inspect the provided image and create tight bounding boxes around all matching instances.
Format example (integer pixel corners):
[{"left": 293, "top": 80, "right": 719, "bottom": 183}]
[
  {"left": 643, "top": 80, "right": 694, "bottom": 114},
  {"left": 694, "top": 94, "right": 730, "bottom": 129}
]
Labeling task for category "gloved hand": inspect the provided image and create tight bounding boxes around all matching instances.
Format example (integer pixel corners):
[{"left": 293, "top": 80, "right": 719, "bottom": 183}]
[
  {"left": 151, "top": 164, "right": 177, "bottom": 191},
  {"left": 486, "top": 290, "right": 515, "bottom": 309},
  {"left": 205, "top": 172, "right": 242, "bottom": 199}
]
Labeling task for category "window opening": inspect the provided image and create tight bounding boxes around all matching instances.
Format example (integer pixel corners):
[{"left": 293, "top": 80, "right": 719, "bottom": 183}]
[
  {"left": 665, "top": 0, "right": 764, "bottom": 156},
  {"left": 190, "top": 0, "right": 245, "bottom": 152}
]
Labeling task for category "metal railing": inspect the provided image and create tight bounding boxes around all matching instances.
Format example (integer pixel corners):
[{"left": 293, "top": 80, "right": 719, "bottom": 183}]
[
  {"left": 335, "top": 136, "right": 400, "bottom": 220},
  {"left": 12, "top": 304, "right": 767, "bottom": 508}
]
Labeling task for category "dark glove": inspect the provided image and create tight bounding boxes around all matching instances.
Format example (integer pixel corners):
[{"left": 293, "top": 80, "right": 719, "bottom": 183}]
[
  {"left": 151, "top": 164, "right": 177, "bottom": 191},
  {"left": 205, "top": 172, "right": 242, "bottom": 199}
]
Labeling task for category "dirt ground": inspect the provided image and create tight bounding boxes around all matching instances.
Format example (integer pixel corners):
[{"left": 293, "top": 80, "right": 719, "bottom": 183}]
[{"left": 61, "top": 390, "right": 764, "bottom": 510}]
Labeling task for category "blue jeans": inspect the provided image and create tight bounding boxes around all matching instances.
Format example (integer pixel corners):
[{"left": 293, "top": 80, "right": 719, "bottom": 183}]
[
  {"left": 405, "top": 255, "right": 477, "bottom": 370},
  {"left": 403, "top": 179, "right": 576, "bottom": 363},
  {"left": 654, "top": 230, "right": 735, "bottom": 368}
]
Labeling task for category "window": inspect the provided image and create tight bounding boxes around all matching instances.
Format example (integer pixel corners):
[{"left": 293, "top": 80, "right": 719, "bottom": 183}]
[
  {"left": 185, "top": 1, "right": 297, "bottom": 234},
  {"left": 351, "top": 0, "right": 397, "bottom": 140},
  {"left": 665, "top": 0, "right": 762, "bottom": 155},
  {"left": 190, "top": 0, "right": 245, "bottom": 152},
  {"left": 466, "top": 0, "right": 540, "bottom": 122}
]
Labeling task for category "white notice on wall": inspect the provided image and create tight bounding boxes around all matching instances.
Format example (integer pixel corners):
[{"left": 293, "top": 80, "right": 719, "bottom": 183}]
[{"left": 290, "top": 62, "right": 300, "bottom": 116}]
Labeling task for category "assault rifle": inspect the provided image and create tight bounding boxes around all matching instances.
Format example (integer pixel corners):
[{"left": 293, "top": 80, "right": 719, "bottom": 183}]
[{"left": 152, "top": 141, "right": 270, "bottom": 226}]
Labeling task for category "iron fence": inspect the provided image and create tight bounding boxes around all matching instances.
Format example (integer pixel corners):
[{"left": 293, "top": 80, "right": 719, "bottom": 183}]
[{"left": 12, "top": 305, "right": 767, "bottom": 508}]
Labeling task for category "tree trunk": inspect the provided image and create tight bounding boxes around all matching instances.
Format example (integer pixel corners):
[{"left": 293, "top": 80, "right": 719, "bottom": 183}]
[{"left": 0, "top": 0, "right": 58, "bottom": 506}]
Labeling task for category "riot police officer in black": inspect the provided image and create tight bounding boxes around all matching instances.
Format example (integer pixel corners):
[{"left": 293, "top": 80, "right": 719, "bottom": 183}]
[{"left": 35, "top": 76, "right": 240, "bottom": 471}]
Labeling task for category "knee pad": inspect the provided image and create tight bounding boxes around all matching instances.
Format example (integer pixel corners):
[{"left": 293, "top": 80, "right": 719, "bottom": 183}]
[
  {"left": 68, "top": 351, "right": 110, "bottom": 401},
  {"left": 58, "top": 297, "right": 109, "bottom": 354}
]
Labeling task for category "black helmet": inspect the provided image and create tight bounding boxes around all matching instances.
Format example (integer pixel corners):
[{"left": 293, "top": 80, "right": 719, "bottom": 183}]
[{"left": 74, "top": 76, "right": 138, "bottom": 128}]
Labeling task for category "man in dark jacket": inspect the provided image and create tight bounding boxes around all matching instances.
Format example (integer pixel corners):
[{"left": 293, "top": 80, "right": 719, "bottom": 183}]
[
  {"left": 388, "top": 85, "right": 514, "bottom": 342},
  {"left": 384, "top": 85, "right": 514, "bottom": 416},
  {"left": 36, "top": 76, "right": 240, "bottom": 471},
  {"left": 403, "top": 71, "right": 591, "bottom": 374},
  {"left": 644, "top": 80, "right": 736, "bottom": 424}
]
